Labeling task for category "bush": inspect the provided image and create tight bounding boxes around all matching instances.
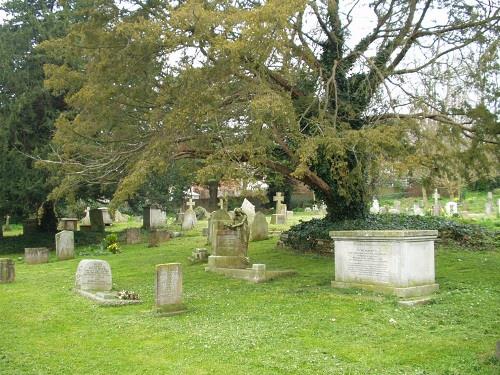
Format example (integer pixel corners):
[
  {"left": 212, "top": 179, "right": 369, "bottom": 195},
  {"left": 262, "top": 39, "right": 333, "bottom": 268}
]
[
  {"left": 194, "top": 206, "right": 209, "bottom": 220},
  {"left": 284, "top": 214, "right": 498, "bottom": 252},
  {"left": 103, "top": 233, "right": 121, "bottom": 254}
]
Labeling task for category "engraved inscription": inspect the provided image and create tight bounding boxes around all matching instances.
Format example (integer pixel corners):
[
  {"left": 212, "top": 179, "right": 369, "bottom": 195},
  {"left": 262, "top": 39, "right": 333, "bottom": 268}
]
[
  {"left": 347, "top": 244, "right": 389, "bottom": 282},
  {"left": 156, "top": 265, "right": 182, "bottom": 306}
]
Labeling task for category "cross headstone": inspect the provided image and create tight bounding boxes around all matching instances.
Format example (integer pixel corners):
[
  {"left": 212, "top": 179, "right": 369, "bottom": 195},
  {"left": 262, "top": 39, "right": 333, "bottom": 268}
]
[
  {"left": 433, "top": 189, "right": 440, "bottom": 216},
  {"left": 186, "top": 198, "right": 196, "bottom": 210},
  {"left": 4, "top": 215, "right": 11, "bottom": 231},
  {"left": 218, "top": 198, "right": 225, "bottom": 210},
  {"left": 273, "top": 192, "right": 284, "bottom": 213}
]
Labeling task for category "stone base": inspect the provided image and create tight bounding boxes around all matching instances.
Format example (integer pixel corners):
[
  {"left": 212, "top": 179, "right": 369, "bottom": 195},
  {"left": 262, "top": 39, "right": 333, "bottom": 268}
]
[
  {"left": 75, "top": 290, "right": 142, "bottom": 306},
  {"left": 156, "top": 303, "right": 187, "bottom": 316},
  {"left": 331, "top": 281, "right": 439, "bottom": 298},
  {"left": 206, "top": 263, "right": 296, "bottom": 283},
  {"left": 398, "top": 297, "right": 434, "bottom": 307},
  {"left": 207, "top": 255, "right": 249, "bottom": 269},
  {"left": 270, "top": 214, "right": 286, "bottom": 225},
  {"left": 80, "top": 225, "right": 92, "bottom": 232}
]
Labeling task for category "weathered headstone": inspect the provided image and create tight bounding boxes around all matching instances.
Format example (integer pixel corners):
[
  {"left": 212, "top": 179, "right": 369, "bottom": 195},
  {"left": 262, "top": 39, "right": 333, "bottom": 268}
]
[
  {"left": 370, "top": 199, "right": 380, "bottom": 214},
  {"left": 432, "top": 189, "right": 441, "bottom": 216},
  {"left": 188, "top": 248, "right": 209, "bottom": 264},
  {"left": 155, "top": 263, "right": 186, "bottom": 315},
  {"left": 55, "top": 230, "right": 75, "bottom": 260},
  {"left": 241, "top": 198, "right": 256, "bottom": 225},
  {"left": 182, "top": 199, "right": 197, "bottom": 230},
  {"left": 208, "top": 209, "right": 231, "bottom": 247},
  {"left": 250, "top": 212, "right": 269, "bottom": 241},
  {"left": 99, "top": 207, "right": 113, "bottom": 226},
  {"left": 270, "top": 192, "right": 286, "bottom": 224},
  {"left": 445, "top": 201, "right": 458, "bottom": 216},
  {"left": 75, "top": 259, "right": 112, "bottom": 292},
  {"left": 25, "top": 248, "right": 49, "bottom": 265},
  {"left": 330, "top": 230, "right": 439, "bottom": 298},
  {"left": 149, "top": 229, "right": 170, "bottom": 247},
  {"left": 60, "top": 218, "right": 78, "bottom": 231},
  {"left": 0, "top": 258, "right": 15, "bottom": 283},
  {"left": 81, "top": 207, "right": 91, "bottom": 226},
  {"left": 485, "top": 192, "right": 493, "bottom": 216},
  {"left": 89, "top": 209, "right": 105, "bottom": 232},
  {"left": 125, "top": 228, "right": 141, "bottom": 244},
  {"left": 143, "top": 206, "right": 165, "bottom": 229}
]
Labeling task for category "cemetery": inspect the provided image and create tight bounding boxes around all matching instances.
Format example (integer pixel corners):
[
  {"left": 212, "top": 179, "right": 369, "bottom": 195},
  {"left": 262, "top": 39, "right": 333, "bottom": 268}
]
[{"left": 0, "top": 0, "right": 499, "bottom": 374}]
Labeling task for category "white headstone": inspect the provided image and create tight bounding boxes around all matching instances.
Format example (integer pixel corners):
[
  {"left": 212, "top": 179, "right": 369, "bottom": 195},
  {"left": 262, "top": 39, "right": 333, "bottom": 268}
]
[
  {"left": 55, "top": 230, "right": 75, "bottom": 260},
  {"left": 445, "top": 201, "right": 458, "bottom": 216},
  {"left": 485, "top": 192, "right": 494, "bottom": 216},
  {"left": 181, "top": 209, "right": 197, "bottom": 230},
  {"left": 370, "top": 199, "right": 380, "bottom": 214},
  {"left": 413, "top": 203, "right": 424, "bottom": 216},
  {"left": 75, "top": 259, "right": 112, "bottom": 292},
  {"left": 241, "top": 198, "right": 256, "bottom": 225},
  {"left": 81, "top": 207, "right": 91, "bottom": 225}
]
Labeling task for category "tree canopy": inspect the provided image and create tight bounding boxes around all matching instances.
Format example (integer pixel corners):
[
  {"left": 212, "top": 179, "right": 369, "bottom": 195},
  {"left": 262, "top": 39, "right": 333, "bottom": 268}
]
[{"left": 42, "top": 0, "right": 500, "bottom": 220}]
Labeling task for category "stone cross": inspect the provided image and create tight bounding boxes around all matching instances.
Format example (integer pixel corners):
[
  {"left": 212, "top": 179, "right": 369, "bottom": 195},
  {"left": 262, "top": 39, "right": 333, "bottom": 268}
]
[
  {"left": 186, "top": 198, "right": 195, "bottom": 210},
  {"left": 433, "top": 189, "right": 440, "bottom": 216},
  {"left": 218, "top": 198, "right": 225, "bottom": 210},
  {"left": 273, "top": 192, "right": 284, "bottom": 212},
  {"left": 433, "top": 189, "right": 440, "bottom": 202}
]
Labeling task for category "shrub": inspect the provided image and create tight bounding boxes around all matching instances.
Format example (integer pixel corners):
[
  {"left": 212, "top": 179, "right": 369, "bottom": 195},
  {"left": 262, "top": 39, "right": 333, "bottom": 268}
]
[
  {"left": 284, "top": 214, "right": 498, "bottom": 252},
  {"left": 103, "top": 233, "right": 121, "bottom": 254}
]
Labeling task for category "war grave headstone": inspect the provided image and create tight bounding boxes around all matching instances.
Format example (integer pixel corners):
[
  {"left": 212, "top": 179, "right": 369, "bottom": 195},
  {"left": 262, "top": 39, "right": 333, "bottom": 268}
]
[
  {"left": 155, "top": 263, "right": 186, "bottom": 315},
  {"left": 25, "top": 248, "right": 49, "bottom": 265},
  {"left": 55, "top": 230, "right": 75, "bottom": 260},
  {"left": 432, "top": 189, "right": 441, "bottom": 216},
  {"left": 207, "top": 209, "right": 295, "bottom": 282},
  {"left": 330, "top": 230, "right": 439, "bottom": 302},
  {"left": 60, "top": 218, "right": 78, "bottom": 231},
  {"left": 89, "top": 208, "right": 105, "bottom": 232},
  {"left": 181, "top": 199, "right": 197, "bottom": 230},
  {"left": 485, "top": 192, "right": 494, "bottom": 216},
  {"left": 143, "top": 206, "right": 166, "bottom": 230},
  {"left": 250, "top": 212, "right": 269, "bottom": 241},
  {"left": 270, "top": 192, "right": 286, "bottom": 224},
  {"left": 445, "top": 201, "right": 458, "bottom": 216},
  {"left": 75, "top": 259, "right": 141, "bottom": 305},
  {"left": 124, "top": 228, "right": 141, "bottom": 244},
  {"left": 99, "top": 207, "right": 113, "bottom": 226},
  {"left": 0, "top": 258, "right": 15, "bottom": 283},
  {"left": 188, "top": 248, "right": 209, "bottom": 264}
]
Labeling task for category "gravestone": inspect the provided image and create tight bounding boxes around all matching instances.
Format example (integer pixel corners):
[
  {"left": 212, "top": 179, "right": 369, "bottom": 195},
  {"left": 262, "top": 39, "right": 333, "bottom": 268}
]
[
  {"left": 175, "top": 208, "right": 184, "bottom": 224},
  {"left": 485, "top": 192, "right": 493, "bottom": 216},
  {"left": 149, "top": 229, "right": 170, "bottom": 247},
  {"left": 370, "top": 198, "right": 380, "bottom": 215},
  {"left": 181, "top": 199, "right": 197, "bottom": 230},
  {"left": 81, "top": 207, "right": 91, "bottom": 225},
  {"left": 114, "top": 210, "right": 129, "bottom": 223},
  {"left": 60, "top": 218, "right": 78, "bottom": 231},
  {"left": 241, "top": 198, "right": 256, "bottom": 225},
  {"left": 143, "top": 206, "right": 165, "bottom": 230},
  {"left": 55, "top": 230, "right": 75, "bottom": 260},
  {"left": 125, "top": 228, "right": 141, "bottom": 244},
  {"left": 4, "top": 215, "right": 11, "bottom": 231},
  {"left": 188, "top": 248, "right": 209, "bottom": 264},
  {"left": 75, "top": 259, "right": 112, "bottom": 291},
  {"left": 304, "top": 207, "right": 312, "bottom": 212},
  {"left": 99, "top": 208, "right": 113, "bottom": 226},
  {"left": 89, "top": 209, "right": 105, "bottom": 232},
  {"left": 330, "top": 230, "right": 439, "bottom": 298},
  {"left": 270, "top": 192, "right": 286, "bottom": 224},
  {"left": 155, "top": 263, "right": 186, "bottom": 315},
  {"left": 445, "top": 201, "right": 458, "bottom": 216},
  {"left": 25, "top": 248, "right": 49, "bottom": 265},
  {"left": 0, "top": 258, "right": 15, "bottom": 283},
  {"left": 208, "top": 209, "right": 231, "bottom": 248},
  {"left": 432, "top": 189, "right": 441, "bottom": 216},
  {"left": 413, "top": 203, "right": 424, "bottom": 216},
  {"left": 250, "top": 212, "right": 269, "bottom": 241}
]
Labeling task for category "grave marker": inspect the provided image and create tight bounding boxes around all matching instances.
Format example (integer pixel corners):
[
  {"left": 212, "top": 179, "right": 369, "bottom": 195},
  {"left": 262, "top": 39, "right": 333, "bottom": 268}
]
[{"left": 155, "top": 263, "right": 186, "bottom": 315}]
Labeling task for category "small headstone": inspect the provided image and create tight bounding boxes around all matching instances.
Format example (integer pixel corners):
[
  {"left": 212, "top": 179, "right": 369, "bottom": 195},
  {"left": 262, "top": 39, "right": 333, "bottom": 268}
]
[
  {"left": 99, "top": 207, "right": 113, "bottom": 226},
  {"left": 445, "top": 201, "right": 458, "bottom": 216},
  {"left": 188, "top": 248, "right": 209, "bottom": 264},
  {"left": 0, "top": 258, "right": 15, "bottom": 283},
  {"left": 55, "top": 230, "right": 75, "bottom": 260},
  {"left": 75, "top": 259, "right": 112, "bottom": 292},
  {"left": 287, "top": 210, "right": 294, "bottom": 217},
  {"left": 25, "top": 248, "right": 49, "bottom": 265},
  {"left": 413, "top": 203, "right": 424, "bottom": 216},
  {"left": 125, "top": 228, "right": 141, "bottom": 244},
  {"left": 155, "top": 263, "right": 186, "bottom": 315},
  {"left": 89, "top": 209, "right": 105, "bottom": 232},
  {"left": 250, "top": 212, "right": 269, "bottom": 241},
  {"left": 485, "top": 192, "right": 493, "bottom": 216},
  {"left": 149, "top": 229, "right": 170, "bottom": 247},
  {"left": 4, "top": 215, "right": 11, "bottom": 231},
  {"left": 304, "top": 207, "right": 312, "bottom": 212}
]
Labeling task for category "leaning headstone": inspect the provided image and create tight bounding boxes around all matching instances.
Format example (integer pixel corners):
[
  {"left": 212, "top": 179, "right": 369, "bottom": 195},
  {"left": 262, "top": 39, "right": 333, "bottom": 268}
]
[
  {"left": 0, "top": 258, "right": 15, "bottom": 283},
  {"left": 99, "top": 207, "right": 113, "bottom": 226},
  {"left": 55, "top": 230, "right": 75, "bottom": 260},
  {"left": 485, "top": 192, "right": 493, "bottom": 216},
  {"left": 89, "top": 209, "right": 105, "bottom": 232},
  {"left": 25, "top": 248, "right": 49, "bottom": 265},
  {"left": 75, "top": 259, "right": 112, "bottom": 292},
  {"left": 250, "top": 212, "right": 269, "bottom": 241},
  {"left": 155, "top": 263, "right": 186, "bottom": 315},
  {"left": 125, "top": 228, "right": 141, "bottom": 244},
  {"left": 241, "top": 198, "right": 256, "bottom": 225}
]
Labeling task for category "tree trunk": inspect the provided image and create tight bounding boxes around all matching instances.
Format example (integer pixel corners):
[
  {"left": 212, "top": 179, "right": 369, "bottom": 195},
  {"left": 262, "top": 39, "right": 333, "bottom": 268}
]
[{"left": 207, "top": 180, "right": 219, "bottom": 212}]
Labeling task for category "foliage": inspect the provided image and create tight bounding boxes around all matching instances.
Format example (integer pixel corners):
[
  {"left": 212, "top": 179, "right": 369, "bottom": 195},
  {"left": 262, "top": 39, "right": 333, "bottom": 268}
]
[
  {"left": 40, "top": 0, "right": 500, "bottom": 221},
  {"left": 102, "top": 233, "right": 120, "bottom": 254},
  {"left": 194, "top": 206, "right": 208, "bottom": 220},
  {"left": 117, "top": 290, "right": 140, "bottom": 300},
  {"left": 285, "top": 215, "right": 499, "bottom": 252}
]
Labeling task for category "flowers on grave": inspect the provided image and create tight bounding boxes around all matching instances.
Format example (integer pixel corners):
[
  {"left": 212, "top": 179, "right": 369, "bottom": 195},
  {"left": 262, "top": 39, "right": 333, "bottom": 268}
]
[
  {"left": 103, "top": 233, "right": 121, "bottom": 254},
  {"left": 117, "top": 290, "right": 140, "bottom": 300}
]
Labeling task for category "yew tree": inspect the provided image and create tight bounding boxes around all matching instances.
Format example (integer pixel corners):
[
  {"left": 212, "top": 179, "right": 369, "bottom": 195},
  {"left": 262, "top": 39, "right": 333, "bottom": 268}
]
[{"left": 43, "top": 0, "right": 499, "bottom": 220}]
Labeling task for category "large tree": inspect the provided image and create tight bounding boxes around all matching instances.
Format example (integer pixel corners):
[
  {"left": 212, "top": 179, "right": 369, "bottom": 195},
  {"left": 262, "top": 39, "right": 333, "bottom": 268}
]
[{"left": 42, "top": 0, "right": 499, "bottom": 220}]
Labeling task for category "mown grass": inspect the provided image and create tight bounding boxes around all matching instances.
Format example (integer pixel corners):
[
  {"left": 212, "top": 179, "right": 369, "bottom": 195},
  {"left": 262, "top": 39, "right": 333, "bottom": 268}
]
[{"left": 0, "top": 219, "right": 499, "bottom": 374}]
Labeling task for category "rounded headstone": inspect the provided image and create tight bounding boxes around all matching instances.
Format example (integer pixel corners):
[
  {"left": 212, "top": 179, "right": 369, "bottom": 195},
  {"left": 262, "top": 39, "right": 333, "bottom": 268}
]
[{"left": 75, "top": 259, "right": 112, "bottom": 292}]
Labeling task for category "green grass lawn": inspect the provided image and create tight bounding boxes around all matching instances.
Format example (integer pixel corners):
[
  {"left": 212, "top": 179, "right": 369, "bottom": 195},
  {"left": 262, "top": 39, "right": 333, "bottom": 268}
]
[{"left": 0, "top": 220, "right": 499, "bottom": 374}]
